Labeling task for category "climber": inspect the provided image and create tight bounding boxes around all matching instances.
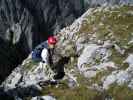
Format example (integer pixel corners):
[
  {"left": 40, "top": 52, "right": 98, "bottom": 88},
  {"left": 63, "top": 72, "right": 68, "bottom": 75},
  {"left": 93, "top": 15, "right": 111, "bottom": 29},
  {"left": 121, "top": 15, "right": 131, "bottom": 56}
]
[
  {"left": 32, "top": 36, "right": 65, "bottom": 80},
  {"left": 32, "top": 36, "right": 56, "bottom": 62},
  {"left": 41, "top": 36, "right": 57, "bottom": 65}
]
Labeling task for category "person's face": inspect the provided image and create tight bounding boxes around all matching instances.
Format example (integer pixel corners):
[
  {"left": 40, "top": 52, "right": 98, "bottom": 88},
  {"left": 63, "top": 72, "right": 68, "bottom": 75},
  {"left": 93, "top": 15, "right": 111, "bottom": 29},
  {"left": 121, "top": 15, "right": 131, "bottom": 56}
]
[{"left": 49, "top": 44, "right": 55, "bottom": 49}]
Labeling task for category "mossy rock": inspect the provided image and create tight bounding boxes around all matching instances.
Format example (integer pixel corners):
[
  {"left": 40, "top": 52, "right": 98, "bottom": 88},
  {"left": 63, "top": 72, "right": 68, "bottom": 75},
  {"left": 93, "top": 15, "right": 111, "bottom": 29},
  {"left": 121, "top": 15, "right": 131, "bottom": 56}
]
[
  {"left": 109, "top": 48, "right": 126, "bottom": 68},
  {"left": 41, "top": 83, "right": 104, "bottom": 100},
  {"left": 107, "top": 84, "right": 133, "bottom": 100},
  {"left": 23, "top": 59, "right": 39, "bottom": 71},
  {"left": 76, "top": 6, "right": 133, "bottom": 45},
  {"left": 90, "top": 70, "right": 112, "bottom": 86}
]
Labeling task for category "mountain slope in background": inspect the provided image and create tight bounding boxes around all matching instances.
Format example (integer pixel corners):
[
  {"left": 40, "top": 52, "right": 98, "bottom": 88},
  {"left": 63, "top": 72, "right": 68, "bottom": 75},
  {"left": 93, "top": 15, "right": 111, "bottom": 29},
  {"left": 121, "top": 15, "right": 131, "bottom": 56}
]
[{"left": 0, "top": 0, "right": 85, "bottom": 83}]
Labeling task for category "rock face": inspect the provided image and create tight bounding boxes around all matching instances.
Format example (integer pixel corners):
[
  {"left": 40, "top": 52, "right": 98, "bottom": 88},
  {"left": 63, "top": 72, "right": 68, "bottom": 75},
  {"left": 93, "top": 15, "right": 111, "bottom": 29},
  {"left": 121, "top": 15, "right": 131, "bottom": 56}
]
[
  {"left": 0, "top": 0, "right": 33, "bottom": 83},
  {"left": 31, "top": 96, "right": 56, "bottom": 100},
  {"left": 1, "top": 4, "right": 133, "bottom": 100},
  {"left": 1, "top": 0, "right": 133, "bottom": 83},
  {"left": 0, "top": 0, "right": 85, "bottom": 83},
  {"left": 2, "top": 54, "right": 54, "bottom": 89},
  {"left": 1, "top": 1, "right": 133, "bottom": 100},
  {"left": 55, "top": 5, "right": 133, "bottom": 99},
  {"left": 84, "top": 0, "right": 133, "bottom": 7},
  {"left": 1, "top": 0, "right": 133, "bottom": 84}
]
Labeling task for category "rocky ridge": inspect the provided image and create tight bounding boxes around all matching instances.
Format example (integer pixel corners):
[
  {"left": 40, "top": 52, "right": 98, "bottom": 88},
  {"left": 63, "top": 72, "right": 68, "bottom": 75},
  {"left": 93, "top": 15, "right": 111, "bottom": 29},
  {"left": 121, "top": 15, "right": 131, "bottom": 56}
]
[
  {"left": 1, "top": 0, "right": 133, "bottom": 83},
  {"left": 1, "top": 4, "right": 133, "bottom": 100}
]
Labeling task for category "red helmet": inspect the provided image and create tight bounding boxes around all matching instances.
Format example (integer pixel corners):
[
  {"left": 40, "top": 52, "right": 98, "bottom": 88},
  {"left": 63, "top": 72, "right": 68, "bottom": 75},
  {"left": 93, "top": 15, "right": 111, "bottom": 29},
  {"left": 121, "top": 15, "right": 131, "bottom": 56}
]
[{"left": 48, "top": 36, "right": 57, "bottom": 45}]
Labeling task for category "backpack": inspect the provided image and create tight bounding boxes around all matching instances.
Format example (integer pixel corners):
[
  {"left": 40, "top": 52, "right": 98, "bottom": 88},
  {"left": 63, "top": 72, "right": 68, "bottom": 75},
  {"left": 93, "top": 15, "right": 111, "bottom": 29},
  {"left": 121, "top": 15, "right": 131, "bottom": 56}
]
[{"left": 32, "top": 41, "right": 48, "bottom": 61}]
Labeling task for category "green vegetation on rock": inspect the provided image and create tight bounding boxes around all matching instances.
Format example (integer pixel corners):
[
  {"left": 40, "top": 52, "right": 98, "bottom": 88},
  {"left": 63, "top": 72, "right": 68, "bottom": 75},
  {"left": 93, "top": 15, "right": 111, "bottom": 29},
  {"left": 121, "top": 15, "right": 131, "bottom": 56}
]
[
  {"left": 78, "top": 6, "right": 133, "bottom": 45},
  {"left": 25, "top": 5, "right": 133, "bottom": 100},
  {"left": 109, "top": 48, "right": 127, "bottom": 69},
  {"left": 23, "top": 59, "right": 39, "bottom": 71},
  {"left": 108, "top": 84, "right": 133, "bottom": 100},
  {"left": 41, "top": 83, "right": 103, "bottom": 100},
  {"left": 90, "top": 70, "right": 112, "bottom": 85},
  {"left": 41, "top": 6, "right": 133, "bottom": 100}
]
